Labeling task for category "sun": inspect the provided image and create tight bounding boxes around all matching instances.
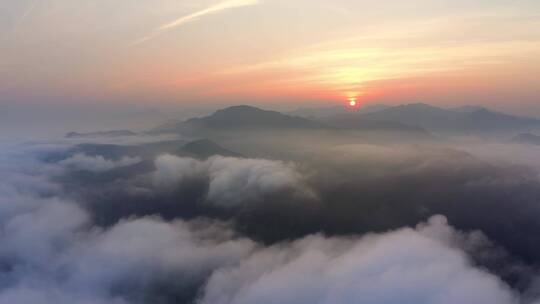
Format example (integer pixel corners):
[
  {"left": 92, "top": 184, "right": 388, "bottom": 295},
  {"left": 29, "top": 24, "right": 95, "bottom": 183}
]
[{"left": 348, "top": 97, "right": 357, "bottom": 107}]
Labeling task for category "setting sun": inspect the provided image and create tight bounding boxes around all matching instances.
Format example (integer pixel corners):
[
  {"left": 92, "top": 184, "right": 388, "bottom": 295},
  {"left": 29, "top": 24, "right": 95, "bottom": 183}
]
[{"left": 348, "top": 98, "right": 357, "bottom": 107}]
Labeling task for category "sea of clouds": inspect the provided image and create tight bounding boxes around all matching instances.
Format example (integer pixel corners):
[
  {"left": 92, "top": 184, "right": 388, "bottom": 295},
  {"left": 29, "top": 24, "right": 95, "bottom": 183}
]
[{"left": 2, "top": 136, "right": 540, "bottom": 303}]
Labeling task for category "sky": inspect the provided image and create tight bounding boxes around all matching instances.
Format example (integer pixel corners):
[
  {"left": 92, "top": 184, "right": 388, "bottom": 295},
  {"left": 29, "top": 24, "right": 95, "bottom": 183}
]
[{"left": 1, "top": 0, "right": 540, "bottom": 132}]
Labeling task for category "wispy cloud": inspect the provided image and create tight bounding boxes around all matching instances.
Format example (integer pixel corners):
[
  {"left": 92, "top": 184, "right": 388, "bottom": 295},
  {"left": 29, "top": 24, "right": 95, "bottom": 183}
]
[
  {"left": 12, "top": 0, "right": 39, "bottom": 33},
  {"left": 133, "top": 0, "right": 259, "bottom": 45},
  {"left": 215, "top": 18, "right": 540, "bottom": 98}
]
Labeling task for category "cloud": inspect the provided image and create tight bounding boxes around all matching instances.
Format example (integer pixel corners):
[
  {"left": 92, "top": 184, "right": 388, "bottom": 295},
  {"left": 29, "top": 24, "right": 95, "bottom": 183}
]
[
  {"left": 134, "top": 0, "right": 260, "bottom": 45},
  {"left": 158, "top": 0, "right": 259, "bottom": 31},
  {"left": 153, "top": 155, "right": 206, "bottom": 189},
  {"left": 49, "top": 141, "right": 540, "bottom": 279},
  {"left": 0, "top": 141, "right": 525, "bottom": 304},
  {"left": 0, "top": 164, "right": 254, "bottom": 303},
  {"left": 199, "top": 215, "right": 518, "bottom": 304},
  {"left": 205, "top": 156, "right": 315, "bottom": 206},
  {"left": 61, "top": 217, "right": 255, "bottom": 303},
  {"left": 3, "top": 139, "right": 540, "bottom": 303},
  {"left": 1, "top": 147, "right": 523, "bottom": 304},
  {"left": 59, "top": 153, "right": 141, "bottom": 172},
  {"left": 0, "top": 214, "right": 254, "bottom": 303},
  {"left": 153, "top": 154, "right": 316, "bottom": 207}
]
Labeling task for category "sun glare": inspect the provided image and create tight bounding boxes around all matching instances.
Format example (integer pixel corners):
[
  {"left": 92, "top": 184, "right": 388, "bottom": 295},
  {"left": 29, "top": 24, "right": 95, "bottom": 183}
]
[{"left": 348, "top": 98, "right": 357, "bottom": 107}]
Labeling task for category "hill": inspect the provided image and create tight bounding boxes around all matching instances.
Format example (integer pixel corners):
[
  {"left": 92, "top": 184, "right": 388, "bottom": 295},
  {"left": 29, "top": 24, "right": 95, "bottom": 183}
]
[{"left": 152, "top": 105, "right": 326, "bottom": 134}]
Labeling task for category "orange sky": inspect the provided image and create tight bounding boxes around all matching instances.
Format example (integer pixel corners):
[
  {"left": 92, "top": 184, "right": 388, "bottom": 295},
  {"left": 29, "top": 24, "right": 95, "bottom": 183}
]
[{"left": 1, "top": 0, "right": 540, "bottom": 113}]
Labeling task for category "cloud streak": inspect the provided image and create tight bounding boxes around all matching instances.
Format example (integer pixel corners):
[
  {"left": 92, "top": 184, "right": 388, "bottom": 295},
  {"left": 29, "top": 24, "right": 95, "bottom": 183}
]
[
  {"left": 9, "top": 0, "right": 40, "bottom": 35},
  {"left": 134, "top": 0, "right": 259, "bottom": 45},
  {"left": 20, "top": 2, "right": 37, "bottom": 21}
]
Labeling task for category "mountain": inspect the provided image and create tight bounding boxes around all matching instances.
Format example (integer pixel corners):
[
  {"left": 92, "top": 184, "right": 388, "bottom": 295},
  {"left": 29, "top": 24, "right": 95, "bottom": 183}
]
[
  {"left": 288, "top": 106, "right": 346, "bottom": 118},
  {"left": 153, "top": 105, "right": 436, "bottom": 137},
  {"left": 357, "top": 104, "right": 393, "bottom": 114},
  {"left": 349, "top": 103, "right": 540, "bottom": 134},
  {"left": 358, "top": 103, "right": 459, "bottom": 131},
  {"left": 450, "top": 105, "right": 487, "bottom": 114},
  {"left": 152, "top": 103, "right": 539, "bottom": 137},
  {"left": 459, "top": 108, "right": 540, "bottom": 132},
  {"left": 288, "top": 104, "right": 390, "bottom": 119},
  {"left": 511, "top": 133, "right": 540, "bottom": 145},
  {"left": 152, "top": 105, "right": 327, "bottom": 134},
  {"left": 65, "top": 130, "right": 137, "bottom": 138},
  {"left": 318, "top": 103, "right": 445, "bottom": 134},
  {"left": 321, "top": 114, "right": 429, "bottom": 134}
]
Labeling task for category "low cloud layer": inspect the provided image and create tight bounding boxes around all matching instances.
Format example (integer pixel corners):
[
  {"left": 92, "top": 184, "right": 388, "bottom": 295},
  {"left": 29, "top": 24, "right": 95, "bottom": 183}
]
[
  {"left": 3, "top": 136, "right": 540, "bottom": 303},
  {"left": 0, "top": 156, "right": 525, "bottom": 304}
]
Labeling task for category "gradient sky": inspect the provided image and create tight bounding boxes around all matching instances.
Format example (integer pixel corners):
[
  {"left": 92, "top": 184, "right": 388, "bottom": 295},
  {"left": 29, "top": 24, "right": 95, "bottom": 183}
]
[{"left": 1, "top": 0, "right": 540, "bottom": 116}]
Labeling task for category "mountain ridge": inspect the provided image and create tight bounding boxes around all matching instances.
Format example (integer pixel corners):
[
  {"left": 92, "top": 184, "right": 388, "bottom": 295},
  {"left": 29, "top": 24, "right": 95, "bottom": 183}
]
[{"left": 325, "top": 103, "right": 540, "bottom": 135}]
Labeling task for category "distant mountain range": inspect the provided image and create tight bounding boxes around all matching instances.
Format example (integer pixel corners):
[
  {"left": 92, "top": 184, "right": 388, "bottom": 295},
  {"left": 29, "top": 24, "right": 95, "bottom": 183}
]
[
  {"left": 83, "top": 103, "right": 540, "bottom": 140},
  {"left": 320, "top": 111, "right": 428, "bottom": 134},
  {"left": 511, "top": 133, "right": 540, "bottom": 145},
  {"left": 66, "top": 130, "right": 137, "bottom": 138},
  {"left": 288, "top": 104, "right": 390, "bottom": 119},
  {"left": 151, "top": 105, "right": 430, "bottom": 136},
  {"left": 317, "top": 103, "right": 540, "bottom": 135}
]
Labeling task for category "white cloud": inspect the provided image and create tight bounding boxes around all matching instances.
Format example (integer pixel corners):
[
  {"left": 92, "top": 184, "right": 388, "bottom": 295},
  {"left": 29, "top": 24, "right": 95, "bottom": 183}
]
[
  {"left": 153, "top": 155, "right": 316, "bottom": 206},
  {"left": 134, "top": 0, "right": 260, "bottom": 45},
  {"left": 200, "top": 215, "right": 519, "bottom": 304}
]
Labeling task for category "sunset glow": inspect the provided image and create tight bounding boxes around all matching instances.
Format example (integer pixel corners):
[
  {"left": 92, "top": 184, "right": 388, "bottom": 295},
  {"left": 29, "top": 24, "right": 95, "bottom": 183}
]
[{"left": 1, "top": 0, "right": 540, "bottom": 113}]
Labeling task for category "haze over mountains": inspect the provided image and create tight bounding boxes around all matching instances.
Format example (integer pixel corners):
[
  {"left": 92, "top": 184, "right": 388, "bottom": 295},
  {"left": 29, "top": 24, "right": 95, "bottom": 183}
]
[
  {"left": 65, "top": 130, "right": 138, "bottom": 139},
  {"left": 149, "top": 103, "right": 540, "bottom": 139},
  {"left": 288, "top": 104, "right": 391, "bottom": 118},
  {"left": 299, "top": 103, "right": 540, "bottom": 136},
  {"left": 511, "top": 133, "right": 540, "bottom": 145}
]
